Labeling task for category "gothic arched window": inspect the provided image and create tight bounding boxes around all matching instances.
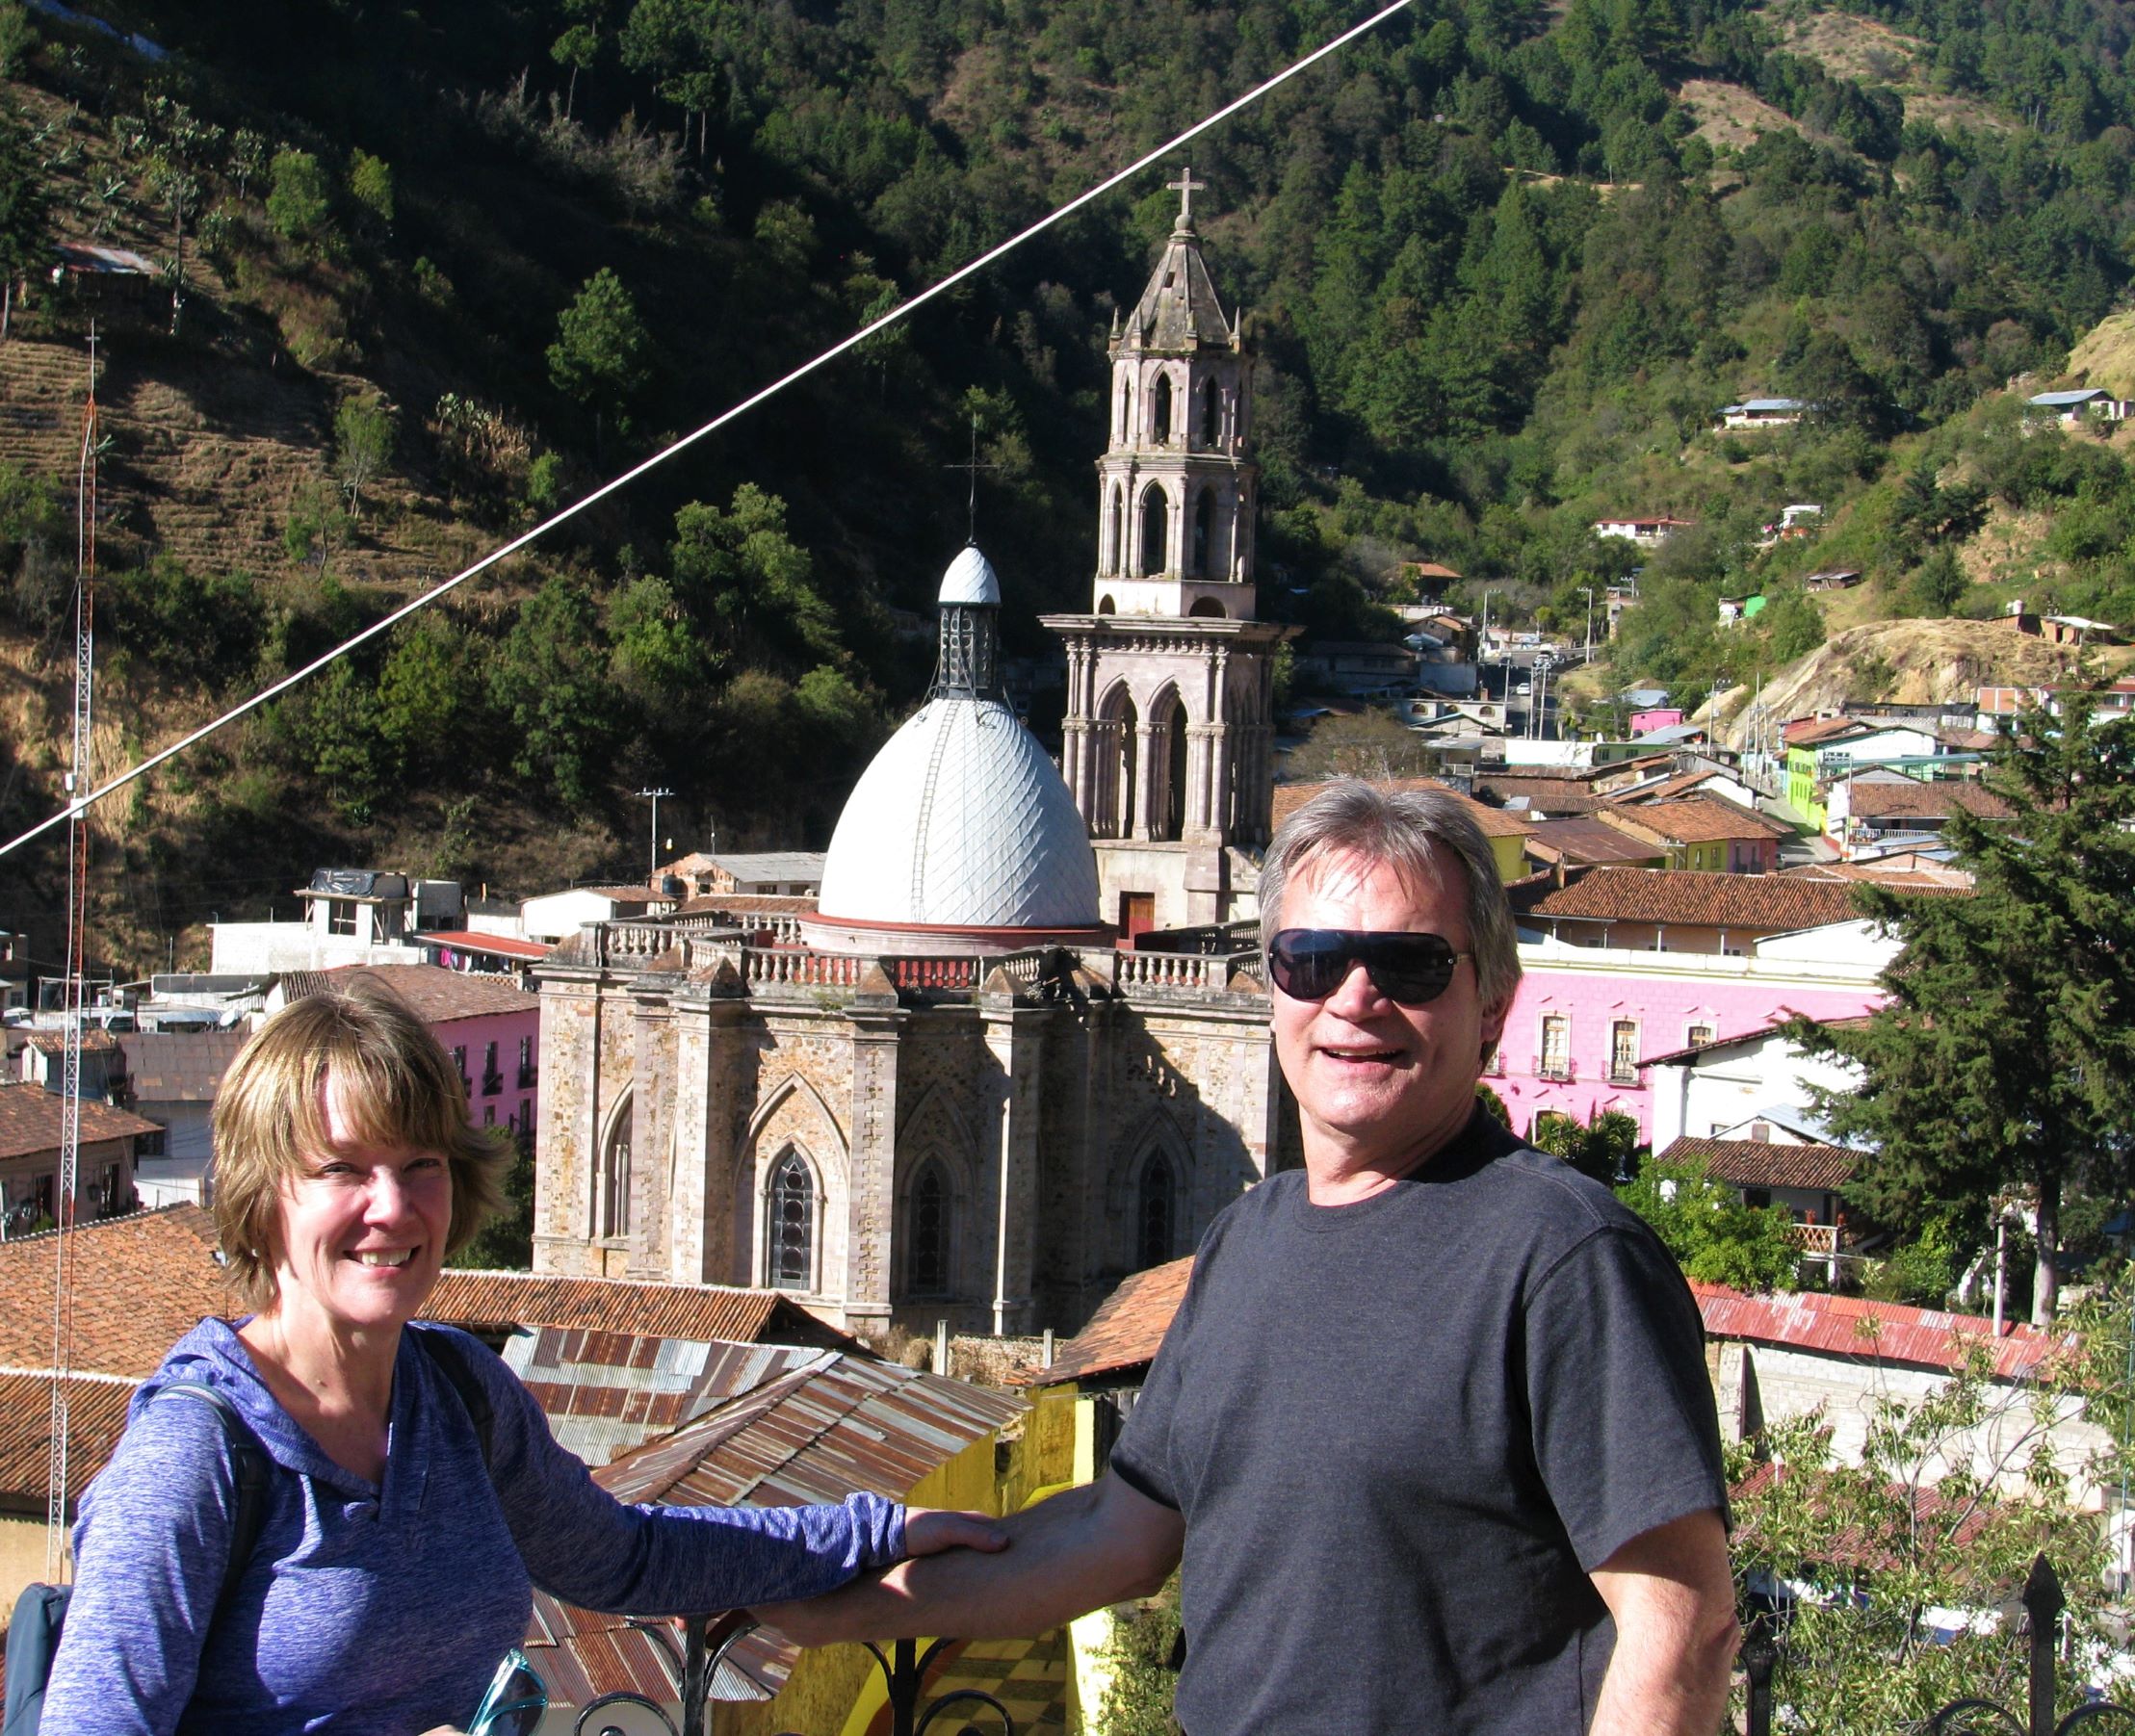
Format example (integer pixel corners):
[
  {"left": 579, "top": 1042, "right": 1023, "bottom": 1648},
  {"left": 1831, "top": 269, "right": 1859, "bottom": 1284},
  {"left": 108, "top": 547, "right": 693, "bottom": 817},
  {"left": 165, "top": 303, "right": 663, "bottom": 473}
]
[
  {"left": 1192, "top": 489, "right": 1213, "bottom": 575},
  {"left": 1152, "top": 374, "right": 1173, "bottom": 443},
  {"left": 767, "top": 1150, "right": 816, "bottom": 1291},
  {"left": 907, "top": 1163, "right": 951, "bottom": 1297},
  {"left": 601, "top": 1100, "right": 633, "bottom": 1238},
  {"left": 1137, "top": 1152, "right": 1175, "bottom": 1269},
  {"left": 1139, "top": 486, "right": 1167, "bottom": 577},
  {"left": 1200, "top": 379, "right": 1221, "bottom": 446}
]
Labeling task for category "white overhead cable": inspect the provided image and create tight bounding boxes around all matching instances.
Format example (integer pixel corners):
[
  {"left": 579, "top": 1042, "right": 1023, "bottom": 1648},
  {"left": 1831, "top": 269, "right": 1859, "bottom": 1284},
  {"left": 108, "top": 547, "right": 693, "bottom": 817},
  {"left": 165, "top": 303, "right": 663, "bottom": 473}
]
[{"left": 0, "top": 0, "right": 1414, "bottom": 865}]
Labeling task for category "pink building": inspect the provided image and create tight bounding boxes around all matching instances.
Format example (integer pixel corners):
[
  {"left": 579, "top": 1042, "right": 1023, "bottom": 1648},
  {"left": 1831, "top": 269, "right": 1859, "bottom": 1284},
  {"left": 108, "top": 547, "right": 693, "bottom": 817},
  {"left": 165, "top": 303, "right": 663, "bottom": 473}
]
[
  {"left": 1487, "top": 938, "right": 1888, "bottom": 1144},
  {"left": 1628, "top": 708, "right": 1684, "bottom": 734}
]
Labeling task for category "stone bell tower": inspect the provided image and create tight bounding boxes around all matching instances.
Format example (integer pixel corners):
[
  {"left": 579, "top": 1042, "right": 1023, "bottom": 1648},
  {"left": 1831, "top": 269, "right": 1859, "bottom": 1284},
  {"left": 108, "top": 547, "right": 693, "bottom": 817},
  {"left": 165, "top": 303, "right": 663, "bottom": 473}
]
[{"left": 1044, "top": 168, "right": 1289, "bottom": 936}]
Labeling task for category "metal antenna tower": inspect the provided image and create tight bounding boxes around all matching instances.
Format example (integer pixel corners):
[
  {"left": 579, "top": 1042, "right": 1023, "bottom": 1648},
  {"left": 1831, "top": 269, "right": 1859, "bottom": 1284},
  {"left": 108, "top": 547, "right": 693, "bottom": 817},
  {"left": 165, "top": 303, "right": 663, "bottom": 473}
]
[{"left": 47, "top": 325, "right": 98, "bottom": 1581}]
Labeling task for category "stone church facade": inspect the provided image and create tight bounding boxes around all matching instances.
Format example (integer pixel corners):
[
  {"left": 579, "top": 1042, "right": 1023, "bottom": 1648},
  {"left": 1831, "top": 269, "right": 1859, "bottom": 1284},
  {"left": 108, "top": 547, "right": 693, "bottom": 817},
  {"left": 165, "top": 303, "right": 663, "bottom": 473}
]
[{"left": 532, "top": 183, "right": 1301, "bottom": 1335}]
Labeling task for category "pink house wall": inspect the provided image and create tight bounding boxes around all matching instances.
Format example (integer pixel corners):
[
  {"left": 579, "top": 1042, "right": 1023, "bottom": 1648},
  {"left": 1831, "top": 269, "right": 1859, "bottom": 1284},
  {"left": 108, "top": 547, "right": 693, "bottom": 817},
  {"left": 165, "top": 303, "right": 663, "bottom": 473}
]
[
  {"left": 1487, "top": 960, "right": 1885, "bottom": 1144},
  {"left": 433, "top": 1008, "right": 542, "bottom": 1138},
  {"left": 1629, "top": 709, "right": 1685, "bottom": 734}
]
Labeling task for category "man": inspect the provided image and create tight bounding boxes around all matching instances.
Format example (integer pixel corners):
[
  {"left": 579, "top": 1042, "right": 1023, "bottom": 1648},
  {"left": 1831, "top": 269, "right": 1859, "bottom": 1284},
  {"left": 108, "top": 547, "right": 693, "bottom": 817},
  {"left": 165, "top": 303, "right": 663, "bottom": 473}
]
[{"left": 764, "top": 783, "right": 1736, "bottom": 1733}]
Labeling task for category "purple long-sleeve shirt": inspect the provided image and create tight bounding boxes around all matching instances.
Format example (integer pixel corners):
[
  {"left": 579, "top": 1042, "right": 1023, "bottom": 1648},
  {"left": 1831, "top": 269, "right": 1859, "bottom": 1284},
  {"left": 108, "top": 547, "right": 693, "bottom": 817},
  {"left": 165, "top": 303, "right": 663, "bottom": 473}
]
[{"left": 43, "top": 1317, "right": 905, "bottom": 1735}]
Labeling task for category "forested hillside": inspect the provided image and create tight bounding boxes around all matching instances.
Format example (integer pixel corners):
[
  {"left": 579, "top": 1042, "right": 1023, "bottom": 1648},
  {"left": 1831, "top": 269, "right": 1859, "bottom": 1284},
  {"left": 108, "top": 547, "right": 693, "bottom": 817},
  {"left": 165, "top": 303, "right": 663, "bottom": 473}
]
[{"left": 2, "top": 0, "right": 2133, "bottom": 972}]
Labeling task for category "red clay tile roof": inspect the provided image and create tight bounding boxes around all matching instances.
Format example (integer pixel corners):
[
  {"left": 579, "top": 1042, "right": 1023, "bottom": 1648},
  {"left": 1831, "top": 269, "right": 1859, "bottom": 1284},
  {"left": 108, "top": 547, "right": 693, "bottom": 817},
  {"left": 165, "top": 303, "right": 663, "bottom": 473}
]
[
  {"left": 1523, "top": 816, "right": 1669, "bottom": 866},
  {"left": 415, "top": 930, "right": 553, "bottom": 962},
  {"left": 1691, "top": 1282, "right": 2052, "bottom": 1378},
  {"left": 1844, "top": 779, "right": 2014, "bottom": 821},
  {"left": 672, "top": 894, "right": 818, "bottom": 918},
  {"left": 1271, "top": 778, "right": 1536, "bottom": 839},
  {"left": 20, "top": 1028, "right": 121, "bottom": 1056},
  {"left": 428, "top": 1269, "right": 860, "bottom": 1352},
  {"left": 0, "top": 1205, "right": 233, "bottom": 1377},
  {"left": 311, "top": 963, "right": 539, "bottom": 1023},
  {"left": 0, "top": 1079, "right": 164, "bottom": 1161},
  {"left": 1514, "top": 868, "right": 1866, "bottom": 931},
  {"left": 1782, "top": 863, "right": 1974, "bottom": 888},
  {"left": 1658, "top": 1135, "right": 1860, "bottom": 1191},
  {"left": 0, "top": 1371, "right": 136, "bottom": 1502},
  {"left": 1472, "top": 775, "right": 1609, "bottom": 816},
  {"left": 1605, "top": 795, "right": 1792, "bottom": 843},
  {"left": 1028, "top": 1257, "right": 1194, "bottom": 1385}
]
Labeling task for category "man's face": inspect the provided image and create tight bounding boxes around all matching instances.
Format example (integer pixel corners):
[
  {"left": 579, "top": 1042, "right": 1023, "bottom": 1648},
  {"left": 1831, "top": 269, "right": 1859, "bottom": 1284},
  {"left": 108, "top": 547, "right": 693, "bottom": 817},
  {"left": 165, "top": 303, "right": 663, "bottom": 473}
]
[{"left": 1271, "top": 847, "right": 1507, "bottom": 1176}]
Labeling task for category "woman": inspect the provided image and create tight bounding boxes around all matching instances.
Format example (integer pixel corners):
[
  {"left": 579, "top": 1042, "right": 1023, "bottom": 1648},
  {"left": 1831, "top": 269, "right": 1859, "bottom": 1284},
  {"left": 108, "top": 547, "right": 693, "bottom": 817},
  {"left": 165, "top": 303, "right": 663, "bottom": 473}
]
[{"left": 43, "top": 983, "right": 1002, "bottom": 1735}]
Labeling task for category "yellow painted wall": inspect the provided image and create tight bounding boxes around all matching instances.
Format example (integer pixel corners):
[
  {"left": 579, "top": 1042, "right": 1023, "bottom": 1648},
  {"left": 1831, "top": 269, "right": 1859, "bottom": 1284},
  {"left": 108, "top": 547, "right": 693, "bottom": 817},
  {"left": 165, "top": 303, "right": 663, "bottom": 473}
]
[
  {"left": 1489, "top": 835, "right": 1527, "bottom": 884},
  {"left": 0, "top": 1512, "right": 66, "bottom": 1620}
]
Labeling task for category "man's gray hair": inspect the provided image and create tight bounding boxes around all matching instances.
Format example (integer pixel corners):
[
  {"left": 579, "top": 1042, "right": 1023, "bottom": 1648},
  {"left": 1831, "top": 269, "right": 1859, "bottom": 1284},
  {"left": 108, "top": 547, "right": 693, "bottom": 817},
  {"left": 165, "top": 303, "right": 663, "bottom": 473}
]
[{"left": 1258, "top": 782, "right": 1523, "bottom": 1013}]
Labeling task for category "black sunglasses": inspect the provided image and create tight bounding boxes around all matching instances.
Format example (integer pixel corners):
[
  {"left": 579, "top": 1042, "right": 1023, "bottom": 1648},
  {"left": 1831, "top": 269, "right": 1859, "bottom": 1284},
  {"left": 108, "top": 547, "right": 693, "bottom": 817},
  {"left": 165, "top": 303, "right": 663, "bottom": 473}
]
[{"left": 1267, "top": 928, "right": 1472, "bottom": 1007}]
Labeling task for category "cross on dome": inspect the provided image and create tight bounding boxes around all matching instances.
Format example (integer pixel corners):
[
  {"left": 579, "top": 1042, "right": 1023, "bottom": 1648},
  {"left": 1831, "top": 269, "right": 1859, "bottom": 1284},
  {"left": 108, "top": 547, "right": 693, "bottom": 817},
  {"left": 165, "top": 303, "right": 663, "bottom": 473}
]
[{"left": 1168, "top": 165, "right": 1207, "bottom": 229}]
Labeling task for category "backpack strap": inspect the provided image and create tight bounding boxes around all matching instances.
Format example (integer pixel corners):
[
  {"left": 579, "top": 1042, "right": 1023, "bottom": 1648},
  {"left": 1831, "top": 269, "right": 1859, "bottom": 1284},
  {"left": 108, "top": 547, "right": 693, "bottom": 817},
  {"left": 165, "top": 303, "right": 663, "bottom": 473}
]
[
  {"left": 412, "top": 1327, "right": 495, "bottom": 1471},
  {"left": 152, "top": 1383, "right": 271, "bottom": 1610}
]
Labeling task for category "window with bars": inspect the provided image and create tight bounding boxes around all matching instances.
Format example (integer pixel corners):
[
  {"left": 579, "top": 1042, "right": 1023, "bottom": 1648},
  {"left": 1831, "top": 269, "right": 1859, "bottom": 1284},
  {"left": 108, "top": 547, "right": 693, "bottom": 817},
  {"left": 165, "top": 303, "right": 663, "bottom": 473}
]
[
  {"left": 768, "top": 1151, "right": 815, "bottom": 1291},
  {"left": 327, "top": 900, "right": 359, "bottom": 937},
  {"left": 1539, "top": 1015, "right": 1571, "bottom": 1079},
  {"left": 1687, "top": 1023, "right": 1714, "bottom": 1049},
  {"left": 1138, "top": 1153, "right": 1176, "bottom": 1269},
  {"left": 1609, "top": 1021, "right": 1639, "bottom": 1083},
  {"left": 906, "top": 1163, "right": 950, "bottom": 1298}
]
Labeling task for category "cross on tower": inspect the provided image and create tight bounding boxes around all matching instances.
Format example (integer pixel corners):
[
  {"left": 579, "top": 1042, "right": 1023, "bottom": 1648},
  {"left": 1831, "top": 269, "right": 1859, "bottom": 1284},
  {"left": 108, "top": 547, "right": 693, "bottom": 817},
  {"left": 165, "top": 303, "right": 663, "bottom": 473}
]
[
  {"left": 942, "top": 414, "right": 1003, "bottom": 543},
  {"left": 1167, "top": 165, "right": 1207, "bottom": 227}
]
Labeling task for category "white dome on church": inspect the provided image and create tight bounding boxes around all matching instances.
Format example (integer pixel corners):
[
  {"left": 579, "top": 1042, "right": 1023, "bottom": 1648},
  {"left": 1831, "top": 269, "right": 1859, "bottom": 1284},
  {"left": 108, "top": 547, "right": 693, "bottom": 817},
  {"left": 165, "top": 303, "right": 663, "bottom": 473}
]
[
  {"left": 809, "top": 545, "right": 1100, "bottom": 948},
  {"left": 813, "top": 697, "right": 1100, "bottom": 937}
]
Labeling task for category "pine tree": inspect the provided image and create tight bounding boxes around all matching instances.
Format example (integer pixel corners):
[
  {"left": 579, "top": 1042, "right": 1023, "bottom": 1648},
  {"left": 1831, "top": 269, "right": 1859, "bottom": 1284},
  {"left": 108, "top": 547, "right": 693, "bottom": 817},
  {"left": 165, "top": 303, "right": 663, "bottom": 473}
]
[{"left": 1788, "top": 699, "right": 2135, "bottom": 1321}]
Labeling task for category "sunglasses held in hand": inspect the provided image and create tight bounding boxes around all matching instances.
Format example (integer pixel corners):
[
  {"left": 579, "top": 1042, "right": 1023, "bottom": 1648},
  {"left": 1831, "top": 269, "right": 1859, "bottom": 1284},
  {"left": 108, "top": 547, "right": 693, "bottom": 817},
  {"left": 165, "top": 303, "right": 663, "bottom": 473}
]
[
  {"left": 467, "top": 1648, "right": 547, "bottom": 1736},
  {"left": 1267, "top": 928, "right": 1472, "bottom": 1007}
]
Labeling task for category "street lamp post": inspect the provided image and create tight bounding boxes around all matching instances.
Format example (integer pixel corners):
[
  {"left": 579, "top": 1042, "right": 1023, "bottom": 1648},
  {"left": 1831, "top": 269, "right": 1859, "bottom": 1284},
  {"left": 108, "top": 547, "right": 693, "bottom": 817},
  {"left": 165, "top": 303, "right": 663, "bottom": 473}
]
[
  {"left": 1578, "top": 585, "right": 1595, "bottom": 665},
  {"left": 637, "top": 786, "right": 673, "bottom": 883}
]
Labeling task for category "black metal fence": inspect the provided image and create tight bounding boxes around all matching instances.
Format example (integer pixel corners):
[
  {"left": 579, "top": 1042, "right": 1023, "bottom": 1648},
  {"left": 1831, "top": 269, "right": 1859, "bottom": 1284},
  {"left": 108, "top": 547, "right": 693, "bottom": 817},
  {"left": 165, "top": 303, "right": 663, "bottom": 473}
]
[{"left": 1742, "top": 1556, "right": 2135, "bottom": 1736}]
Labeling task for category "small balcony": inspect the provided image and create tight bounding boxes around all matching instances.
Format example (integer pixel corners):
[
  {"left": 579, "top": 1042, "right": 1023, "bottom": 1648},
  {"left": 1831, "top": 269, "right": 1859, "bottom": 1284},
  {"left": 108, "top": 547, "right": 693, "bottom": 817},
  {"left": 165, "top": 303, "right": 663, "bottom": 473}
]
[
  {"left": 1536, "top": 1058, "right": 1576, "bottom": 1083},
  {"left": 518, "top": 1063, "right": 539, "bottom": 1090},
  {"left": 482, "top": 1072, "right": 505, "bottom": 1098}
]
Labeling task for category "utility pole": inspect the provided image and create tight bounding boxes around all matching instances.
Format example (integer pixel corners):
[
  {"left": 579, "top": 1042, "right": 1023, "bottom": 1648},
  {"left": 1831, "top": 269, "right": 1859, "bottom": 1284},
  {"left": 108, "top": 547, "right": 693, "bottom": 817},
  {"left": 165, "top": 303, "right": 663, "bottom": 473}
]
[
  {"left": 637, "top": 787, "right": 672, "bottom": 883},
  {"left": 1579, "top": 585, "right": 1595, "bottom": 666}
]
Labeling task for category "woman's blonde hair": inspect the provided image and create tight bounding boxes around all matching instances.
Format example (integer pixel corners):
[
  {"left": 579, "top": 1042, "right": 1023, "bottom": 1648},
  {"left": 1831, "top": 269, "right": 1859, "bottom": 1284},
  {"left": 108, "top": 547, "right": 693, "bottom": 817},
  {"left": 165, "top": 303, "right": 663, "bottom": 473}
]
[{"left": 211, "top": 979, "right": 512, "bottom": 1308}]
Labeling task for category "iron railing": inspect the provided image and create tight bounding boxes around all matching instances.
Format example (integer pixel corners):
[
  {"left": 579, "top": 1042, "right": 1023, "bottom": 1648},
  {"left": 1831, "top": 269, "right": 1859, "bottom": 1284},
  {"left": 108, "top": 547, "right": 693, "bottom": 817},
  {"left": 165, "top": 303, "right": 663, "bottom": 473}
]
[
  {"left": 567, "top": 1615, "right": 1014, "bottom": 1736},
  {"left": 1742, "top": 1557, "right": 2135, "bottom": 1736}
]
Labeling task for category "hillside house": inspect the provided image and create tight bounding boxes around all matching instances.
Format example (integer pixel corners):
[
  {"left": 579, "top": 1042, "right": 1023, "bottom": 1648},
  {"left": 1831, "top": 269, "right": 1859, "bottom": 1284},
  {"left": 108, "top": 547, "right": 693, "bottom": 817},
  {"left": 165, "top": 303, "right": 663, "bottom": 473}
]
[
  {"left": 210, "top": 869, "right": 466, "bottom": 974},
  {"left": 1593, "top": 515, "right": 1695, "bottom": 547},
  {"left": 1628, "top": 707, "right": 1685, "bottom": 734},
  {"left": 1717, "top": 594, "right": 1766, "bottom": 628},
  {"left": 1291, "top": 639, "right": 1420, "bottom": 693},
  {"left": 1801, "top": 569, "right": 1862, "bottom": 592},
  {"left": 409, "top": 928, "right": 552, "bottom": 988},
  {"left": 1523, "top": 816, "right": 1670, "bottom": 874},
  {"left": 1510, "top": 866, "right": 1879, "bottom": 955},
  {"left": 1718, "top": 398, "right": 1808, "bottom": 430},
  {"left": 2024, "top": 387, "right": 2129, "bottom": 425},
  {"left": 1643, "top": 1021, "right": 1866, "bottom": 1154}
]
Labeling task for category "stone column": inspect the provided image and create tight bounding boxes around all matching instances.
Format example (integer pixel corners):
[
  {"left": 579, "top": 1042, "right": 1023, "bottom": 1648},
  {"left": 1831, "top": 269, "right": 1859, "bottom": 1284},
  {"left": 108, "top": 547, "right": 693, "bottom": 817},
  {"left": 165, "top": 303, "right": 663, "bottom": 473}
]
[
  {"left": 669, "top": 994, "right": 752, "bottom": 1283},
  {"left": 1133, "top": 723, "right": 1162, "bottom": 841},
  {"left": 979, "top": 976, "right": 1044, "bottom": 1335},
  {"left": 842, "top": 975, "right": 904, "bottom": 1333},
  {"left": 533, "top": 978, "right": 601, "bottom": 1277},
  {"left": 626, "top": 997, "right": 673, "bottom": 1278}
]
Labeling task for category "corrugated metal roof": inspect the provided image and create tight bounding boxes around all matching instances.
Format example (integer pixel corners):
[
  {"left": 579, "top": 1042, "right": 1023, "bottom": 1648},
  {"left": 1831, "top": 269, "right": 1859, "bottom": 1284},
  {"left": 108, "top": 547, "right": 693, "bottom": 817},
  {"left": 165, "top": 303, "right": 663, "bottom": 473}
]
[
  {"left": 503, "top": 1328, "right": 820, "bottom": 1466},
  {"left": 1692, "top": 1282, "right": 2053, "bottom": 1379},
  {"left": 522, "top": 1347, "right": 1025, "bottom": 1712},
  {"left": 430, "top": 1270, "right": 861, "bottom": 1352}
]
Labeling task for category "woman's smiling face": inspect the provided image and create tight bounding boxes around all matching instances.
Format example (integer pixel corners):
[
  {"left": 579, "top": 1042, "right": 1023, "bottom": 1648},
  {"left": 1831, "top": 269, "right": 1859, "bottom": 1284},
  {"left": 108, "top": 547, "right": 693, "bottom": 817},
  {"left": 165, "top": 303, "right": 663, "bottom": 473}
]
[{"left": 265, "top": 1071, "right": 453, "bottom": 1334}]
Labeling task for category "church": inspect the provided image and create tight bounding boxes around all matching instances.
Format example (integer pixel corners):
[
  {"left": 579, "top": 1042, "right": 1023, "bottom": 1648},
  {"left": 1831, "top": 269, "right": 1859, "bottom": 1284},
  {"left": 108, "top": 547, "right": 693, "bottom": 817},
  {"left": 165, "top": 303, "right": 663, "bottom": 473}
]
[{"left": 531, "top": 180, "right": 1301, "bottom": 1334}]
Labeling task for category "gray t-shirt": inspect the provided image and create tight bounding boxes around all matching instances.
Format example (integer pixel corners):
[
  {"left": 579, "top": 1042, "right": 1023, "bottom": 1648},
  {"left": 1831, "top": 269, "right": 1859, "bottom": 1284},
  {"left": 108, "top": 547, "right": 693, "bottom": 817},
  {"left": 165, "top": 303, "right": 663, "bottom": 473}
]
[{"left": 1108, "top": 1111, "right": 1727, "bottom": 1735}]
